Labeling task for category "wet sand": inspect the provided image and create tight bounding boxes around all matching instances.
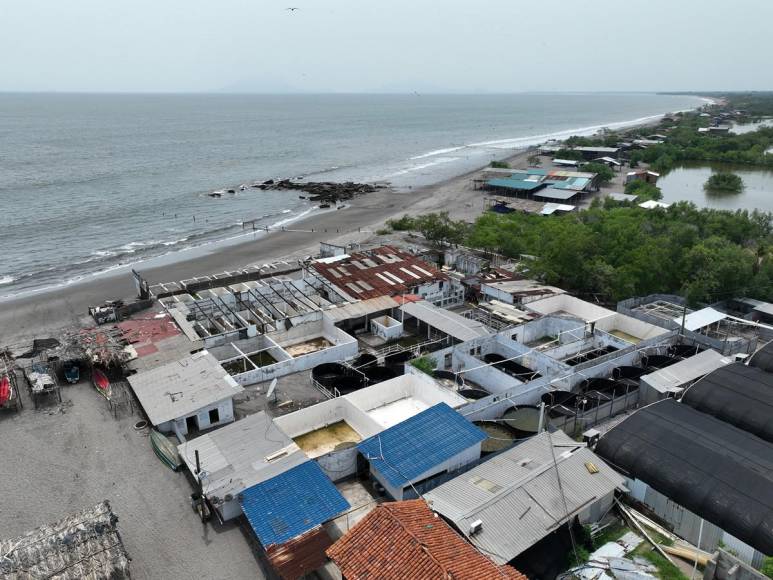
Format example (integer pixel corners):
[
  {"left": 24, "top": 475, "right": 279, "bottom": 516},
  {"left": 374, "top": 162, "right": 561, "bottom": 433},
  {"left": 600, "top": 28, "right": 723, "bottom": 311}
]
[{"left": 0, "top": 148, "right": 532, "bottom": 347}]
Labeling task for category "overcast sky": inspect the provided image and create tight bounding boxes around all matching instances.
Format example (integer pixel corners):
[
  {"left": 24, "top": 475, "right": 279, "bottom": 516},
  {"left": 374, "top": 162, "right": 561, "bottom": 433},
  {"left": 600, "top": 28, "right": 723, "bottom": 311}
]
[{"left": 1, "top": 0, "right": 771, "bottom": 93}]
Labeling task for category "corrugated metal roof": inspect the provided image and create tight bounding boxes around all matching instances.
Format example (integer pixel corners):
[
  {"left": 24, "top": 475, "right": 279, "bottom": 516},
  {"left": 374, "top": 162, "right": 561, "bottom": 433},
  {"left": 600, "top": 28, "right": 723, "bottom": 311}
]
[
  {"left": 323, "top": 295, "right": 399, "bottom": 322},
  {"left": 425, "top": 431, "right": 625, "bottom": 564},
  {"left": 541, "top": 203, "right": 576, "bottom": 215},
  {"left": 127, "top": 351, "right": 244, "bottom": 425},
  {"left": 399, "top": 300, "right": 491, "bottom": 342},
  {"left": 313, "top": 246, "right": 445, "bottom": 300},
  {"left": 178, "top": 412, "right": 307, "bottom": 501},
  {"left": 640, "top": 349, "right": 732, "bottom": 394},
  {"left": 240, "top": 461, "right": 349, "bottom": 547},
  {"left": 674, "top": 307, "right": 726, "bottom": 331},
  {"left": 607, "top": 192, "right": 639, "bottom": 202},
  {"left": 486, "top": 178, "right": 545, "bottom": 191},
  {"left": 357, "top": 403, "right": 486, "bottom": 488},
  {"left": 533, "top": 188, "right": 580, "bottom": 200}
]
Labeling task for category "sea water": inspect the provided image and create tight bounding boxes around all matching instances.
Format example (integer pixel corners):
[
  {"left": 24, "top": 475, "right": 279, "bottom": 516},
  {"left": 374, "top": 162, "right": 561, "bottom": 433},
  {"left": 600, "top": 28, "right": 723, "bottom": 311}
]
[{"left": 0, "top": 92, "right": 702, "bottom": 296}]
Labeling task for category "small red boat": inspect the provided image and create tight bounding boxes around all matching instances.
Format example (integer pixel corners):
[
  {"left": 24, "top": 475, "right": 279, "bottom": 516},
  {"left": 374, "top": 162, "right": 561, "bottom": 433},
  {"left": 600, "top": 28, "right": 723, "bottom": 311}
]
[
  {"left": 0, "top": 375, "right": 10, "bottom": 406},
  {"left": 92, "top": 369, "right": 112, "bottom": 400}
]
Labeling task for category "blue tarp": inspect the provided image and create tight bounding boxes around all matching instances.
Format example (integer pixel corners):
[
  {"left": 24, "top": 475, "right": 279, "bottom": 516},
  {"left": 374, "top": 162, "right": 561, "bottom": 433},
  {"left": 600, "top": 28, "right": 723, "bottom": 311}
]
[
  {"left": 357, "top": 403, "right": 486, "bottom": 488},
  {"left": 240, "top": 461, "right": 349, "bottom": 547}
]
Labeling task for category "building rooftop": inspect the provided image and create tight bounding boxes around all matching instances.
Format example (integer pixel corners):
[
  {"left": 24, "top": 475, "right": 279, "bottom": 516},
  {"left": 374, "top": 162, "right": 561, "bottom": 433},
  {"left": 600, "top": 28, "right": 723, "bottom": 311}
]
[
  {"left": 596, "top": 398, "right": 773, "bottom": 555},
  {"left": 312, "top": 245, "right": 447, "bottom": 300},
  {"left": 606, "top": 192, "right": 639, "bottom": 202},
  {"left": 482, "top": 279, "right": 565, "bottom": 302},
  {"left": 239, "top": 460, "right": 349, "bottom": 548},
  {"left": 178, "top": 411, "right": 307, "bottom": 502},
  {"left": 327, "top": 500, "right": 527, "bottom": 580},
  {"left": 323, "top": 295, "right": 400, "bottom": 323},
  {"left": 533, "top": 188, "right": 580, "bottom": 201},
  {"left": 540, "top": 203, "right": 576, "bottom": 215},
  {"left": 399, "top": 300, "right": 491, "bottom": 342},
  {"left": 486, "top": 178, "right": 546, "bottom": 192},
  {"left": 274, "top": 373, "right": 468, "bottom": 458},
  {"left": 674, "top": 306, "right": 727, "bottom": 331},
  {"left": 357, "top": 403, "right": 486, "bottom": 488},
  {"left": 681, "top": 362, "right": 773, "bottom": 444},
  {"left": 127, "top": 351, "right": 244, "bottom": 425},
  {"left": 639, "top": 349, "right": 732, "bottom": 396},
  {"left": 0, "top": 500, "right": 130, "bottom": 580},
  {"left": 425, "top": 431, "right": 625, "bottom": 564}
]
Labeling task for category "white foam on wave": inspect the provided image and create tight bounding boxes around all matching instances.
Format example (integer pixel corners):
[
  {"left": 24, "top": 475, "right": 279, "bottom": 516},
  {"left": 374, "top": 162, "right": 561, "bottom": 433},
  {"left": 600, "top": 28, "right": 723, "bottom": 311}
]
[
  {"left": 0, "top": 276, "right": 15, "bottom": 285},
  {"left": 410, "top": 146, "right": 466, "bottom": 160},
  {"left": 387, "top": 156, "right": 459, "bottom": 177}
]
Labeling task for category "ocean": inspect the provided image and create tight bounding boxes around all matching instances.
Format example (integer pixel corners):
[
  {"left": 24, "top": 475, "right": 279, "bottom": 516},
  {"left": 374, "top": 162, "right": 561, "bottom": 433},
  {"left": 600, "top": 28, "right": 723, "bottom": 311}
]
[{"left": 0, "top": 92, "right": 702, "bottom": 297}]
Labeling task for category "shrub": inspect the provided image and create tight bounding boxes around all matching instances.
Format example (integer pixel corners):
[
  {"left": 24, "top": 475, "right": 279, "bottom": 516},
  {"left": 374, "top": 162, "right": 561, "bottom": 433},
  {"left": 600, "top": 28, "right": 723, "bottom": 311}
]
[
  {"left": 410, "top": 356, "right": 436, "bottom": 375},
  {"left": 490, "top": 160, "right": 510, "bottom": 169},
  {"left": 704, "top": 171, "right": 744, "bottom": 192},
  {"left": 386, "top": 214, "right": 416, "bottom": 231}
]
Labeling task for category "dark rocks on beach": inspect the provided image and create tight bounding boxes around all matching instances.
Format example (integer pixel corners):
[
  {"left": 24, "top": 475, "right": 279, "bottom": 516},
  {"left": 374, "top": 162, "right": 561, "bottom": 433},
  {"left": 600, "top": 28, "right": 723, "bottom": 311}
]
[{"left": 258, "top": 179, "right": 383, "bottom": 203}]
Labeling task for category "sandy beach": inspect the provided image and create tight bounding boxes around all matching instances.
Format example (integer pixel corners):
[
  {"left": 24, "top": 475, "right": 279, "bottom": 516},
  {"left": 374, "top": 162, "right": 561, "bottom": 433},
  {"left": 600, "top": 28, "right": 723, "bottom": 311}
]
[{"left": 0, "top": 148, "right": 533, "bottom": 348}]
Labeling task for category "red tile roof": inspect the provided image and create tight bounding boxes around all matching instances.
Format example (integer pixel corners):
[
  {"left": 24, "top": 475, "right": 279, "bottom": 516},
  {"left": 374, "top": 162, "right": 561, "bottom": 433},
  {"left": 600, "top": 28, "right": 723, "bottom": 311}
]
[
  {"left": 326, "top": 500, "right": 527, "bottom": 580},
  {"left": 313, "top": 246, "right": 447, "bottom": 300},
  {"left": 116, "top": 313, "right": 181, "bottom": 358}
]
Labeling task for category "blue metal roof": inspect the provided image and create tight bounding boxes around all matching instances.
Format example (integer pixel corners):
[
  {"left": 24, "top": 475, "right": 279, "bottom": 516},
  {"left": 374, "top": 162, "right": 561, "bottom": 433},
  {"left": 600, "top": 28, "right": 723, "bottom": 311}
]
[
  {"left": 239, "top": 461, "right": 349, "bottom": 547},
  {"left": 487, "top": 178, "right": 544, "bottom": 191},
  {"left": 357, "top": 403, "right": 486, "bottom": 488}
]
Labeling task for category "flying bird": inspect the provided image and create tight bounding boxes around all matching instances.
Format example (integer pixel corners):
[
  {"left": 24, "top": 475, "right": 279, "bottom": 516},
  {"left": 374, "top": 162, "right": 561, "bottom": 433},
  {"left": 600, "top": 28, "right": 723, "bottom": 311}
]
[{"left": 286, "top": 7, "right": 299, "bottom": 11}]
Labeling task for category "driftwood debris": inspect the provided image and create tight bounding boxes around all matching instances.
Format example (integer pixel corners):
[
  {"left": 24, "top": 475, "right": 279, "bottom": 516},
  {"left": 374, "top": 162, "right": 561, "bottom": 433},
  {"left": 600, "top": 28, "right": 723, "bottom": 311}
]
[{"left": 256, "top": 180, "right": 383, "bottom": 203}]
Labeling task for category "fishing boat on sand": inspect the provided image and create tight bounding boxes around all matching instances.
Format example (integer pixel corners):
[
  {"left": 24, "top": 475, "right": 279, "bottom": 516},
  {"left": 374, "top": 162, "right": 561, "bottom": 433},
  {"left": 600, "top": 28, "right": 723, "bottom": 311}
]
[
  {"left": 150, "top": 429, "right": 182, "bottom": 471},
  {"left": 92, "top": 368, "right": 112, "bottom": 400},
  {"left": 0, "top": 375, "right": 12, "bottom": 407}
]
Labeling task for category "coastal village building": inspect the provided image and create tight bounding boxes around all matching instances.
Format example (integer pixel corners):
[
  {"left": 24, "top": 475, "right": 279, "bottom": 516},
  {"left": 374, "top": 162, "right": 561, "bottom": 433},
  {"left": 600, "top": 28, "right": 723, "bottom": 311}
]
[
  {"left": 309, "top": 245, "right": 463, "bottom": 308},
  {"left": 239, "top": 461, "right": 350, "bottom": 578},
  {"left": 425, "top": 431, "right": 624, "bottom": 566},
  {"left": 357, "top": 402, "right": 487, "bottom": 500},
  {"left": 326, "top": 499, "right": 528, "bottom": 580},
  {"left": 273, "top": 373, "right": 467, "bottom": 481},
  {"left": 480, "top": 279, "right": 565, "bottom": 307},
  {"left": 477, "top": 168, "right": 599, "bottom": 202},
  {"left": 177, "top": 411, "right": 307, "bottom": 522},
  {"left": 595, "top": 396, "right": 773, "bottom": 566},
  {"left": 127, "top": 350, "right": 244, "bottom": 436},
  {"left": 625, "top": 169, "right": 660, "bottom": 185}
]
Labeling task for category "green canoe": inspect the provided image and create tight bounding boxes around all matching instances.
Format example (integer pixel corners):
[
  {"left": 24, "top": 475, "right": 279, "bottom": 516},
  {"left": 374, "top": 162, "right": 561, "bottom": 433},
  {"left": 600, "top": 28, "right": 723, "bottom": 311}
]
[{"left": 150, "top": 429, "right": 182, "bottom": 471}]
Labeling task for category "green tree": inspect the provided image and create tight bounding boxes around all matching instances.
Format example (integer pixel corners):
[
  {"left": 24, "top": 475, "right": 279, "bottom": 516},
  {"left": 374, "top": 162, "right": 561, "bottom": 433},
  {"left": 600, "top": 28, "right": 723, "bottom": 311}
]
[
  {"left": 490, "top": 160, "right": 510, "bottom": 169},
  {"left": 625, "top": 179, "right": 663, "bottom": 201},
  {"left": 582, "top": 162, "right": 615, "bottom": 184}
]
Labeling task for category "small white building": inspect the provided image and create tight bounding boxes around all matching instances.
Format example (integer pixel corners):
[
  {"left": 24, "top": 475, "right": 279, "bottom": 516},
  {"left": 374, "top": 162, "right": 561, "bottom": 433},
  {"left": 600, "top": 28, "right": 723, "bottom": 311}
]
[
  {"left": 370, "top": 315, "right": 403, "bottom": 341},
  {"left": 127, "top": 351, "right": 244, "bottom": 437},
  {"left": 178, "top": 411, "right": 307, "bottom": 522}
]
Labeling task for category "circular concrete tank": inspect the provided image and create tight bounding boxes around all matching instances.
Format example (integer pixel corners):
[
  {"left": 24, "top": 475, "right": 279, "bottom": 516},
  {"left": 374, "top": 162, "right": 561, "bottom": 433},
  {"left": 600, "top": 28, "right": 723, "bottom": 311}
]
[
  {"left": 502, "top": 405, "right": 542, "bottom": 437},
  {"left": 458, "top": 388, "right": 489, "bottom": 401},
  {"left": 433, "top": 370, "right": 464, "bottom": 387},
  {"left": 312, "top": 363, "right": 351, "bottom": 388},
  {"left": 473, "top": 420, "right": 519, "bottom": 454},
  {"left": 362, "top": 366, "right": 397, "bottom": 385}
]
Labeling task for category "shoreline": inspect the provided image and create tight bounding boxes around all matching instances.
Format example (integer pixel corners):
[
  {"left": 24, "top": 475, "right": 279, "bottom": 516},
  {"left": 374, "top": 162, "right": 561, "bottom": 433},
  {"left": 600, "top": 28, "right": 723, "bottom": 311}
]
[{"left": 0, "top": 100, "right": 704, "bottom": 347}]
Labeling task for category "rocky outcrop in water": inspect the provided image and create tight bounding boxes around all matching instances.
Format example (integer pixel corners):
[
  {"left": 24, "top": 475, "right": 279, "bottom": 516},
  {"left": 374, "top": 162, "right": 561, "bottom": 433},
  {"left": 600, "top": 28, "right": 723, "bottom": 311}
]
[{"left": 255, "top": 180, "right": 384, "bottom": 203}]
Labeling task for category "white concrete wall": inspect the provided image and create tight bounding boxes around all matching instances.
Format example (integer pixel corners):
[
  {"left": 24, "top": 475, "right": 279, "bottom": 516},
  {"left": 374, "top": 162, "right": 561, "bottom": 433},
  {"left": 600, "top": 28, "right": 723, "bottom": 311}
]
[
  {"left": 481, "top": 283, "right": 515, "bottom": 305},
  {"left": 225, "top": 320, "right": 358, "bottom": 386},
  {"left": 595, "top": 313, "right": 670, "bottom": 341},
  {"left": 370, "top": 315, "right": 403, "bottom": 341},
  {"left": 159, "top": 398, "right": 235, "bottom": 436}
]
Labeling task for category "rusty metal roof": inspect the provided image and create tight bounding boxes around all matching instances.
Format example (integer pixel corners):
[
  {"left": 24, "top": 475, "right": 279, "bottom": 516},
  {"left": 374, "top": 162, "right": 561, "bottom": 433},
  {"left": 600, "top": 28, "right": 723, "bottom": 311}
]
[{"left": 313, "top": 246, "right": 447, "bottom": 300}]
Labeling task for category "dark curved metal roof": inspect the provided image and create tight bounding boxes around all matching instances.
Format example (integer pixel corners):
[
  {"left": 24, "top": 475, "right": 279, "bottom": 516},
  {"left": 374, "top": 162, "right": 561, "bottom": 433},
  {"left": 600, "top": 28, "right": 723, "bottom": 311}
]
[
  {"left": 749, "top": 340, "right": 773, "bottom": 373},
  {"left": 681, "top": 362, "right": 773, "bottom": 444},
  {"left": 595, "top": 399, "right": 773, "bottom": 554}
]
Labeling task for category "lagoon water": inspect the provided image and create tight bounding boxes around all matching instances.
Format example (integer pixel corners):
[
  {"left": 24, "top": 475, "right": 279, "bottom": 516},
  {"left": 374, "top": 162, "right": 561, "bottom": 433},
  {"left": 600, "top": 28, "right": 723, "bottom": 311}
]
[
  {"left": 0, "top": 92, "right": 701, "bottom": 296},
  {"left": 657, "top": 163, "right": 773, "bottom": 212}
]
